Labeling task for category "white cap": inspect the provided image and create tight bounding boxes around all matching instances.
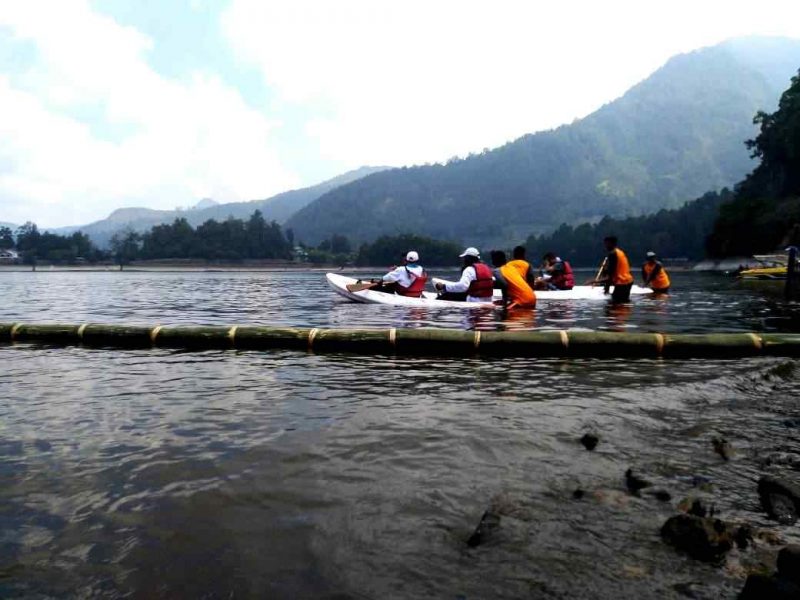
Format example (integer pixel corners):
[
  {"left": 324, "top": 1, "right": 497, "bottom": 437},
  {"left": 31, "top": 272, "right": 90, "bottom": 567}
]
[
  {"left": 646, "top": 251, "right": 656, "bottom": 258},
  {"left": 406, "top": 251, "right": 419, "bottom": 262},
  {"left": 459, "top": 247, "right": 480, "bottom": 258}
]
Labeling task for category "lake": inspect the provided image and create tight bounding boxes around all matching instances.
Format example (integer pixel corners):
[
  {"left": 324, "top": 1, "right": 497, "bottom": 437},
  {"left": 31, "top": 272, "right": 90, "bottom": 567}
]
[{"left": 1, "top": 270, "right": 799, "bottom": 598}]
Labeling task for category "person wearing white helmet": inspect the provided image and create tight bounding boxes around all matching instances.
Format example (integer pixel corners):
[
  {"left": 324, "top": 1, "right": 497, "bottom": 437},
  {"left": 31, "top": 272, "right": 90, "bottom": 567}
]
[
  {"left": 372, "top": 250, "right": 428, "bottom": 297},
  {"left": 434, "top": 247, "right": 494, "bottom": 302}
]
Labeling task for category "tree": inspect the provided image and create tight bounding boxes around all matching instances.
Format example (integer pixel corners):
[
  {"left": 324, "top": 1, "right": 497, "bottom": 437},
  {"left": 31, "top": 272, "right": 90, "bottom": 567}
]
[
  {"left": 0, "top": 226, "right": 13, "bottom": 249},
  {"left": 109, "top": 229, "right": 141, "bottom": 270}
]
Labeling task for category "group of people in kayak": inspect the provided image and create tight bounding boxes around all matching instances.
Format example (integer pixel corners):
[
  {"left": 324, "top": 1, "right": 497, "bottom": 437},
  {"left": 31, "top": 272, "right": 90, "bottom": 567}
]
[{"left": 373, "top": 236, "right": 671, "bottom": 306}]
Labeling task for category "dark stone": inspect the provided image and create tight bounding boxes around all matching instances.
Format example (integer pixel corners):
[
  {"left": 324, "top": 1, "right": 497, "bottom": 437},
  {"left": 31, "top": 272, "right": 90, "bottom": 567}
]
[
  {"left": 660, "top": 514, "right": 734, "bottom": 563},
  {"left": 711, "top": 437, "right": 733, "bottom": 461},
  {"left": 580, "top": 433, "right": 599, "bottom": 451},
  {"left": 777, "top": 545, "right": 800, "bottom": 583},
  {"left": 688, "top": 499, "right": 712, "bottom": 518},
  {"left": 652, "top": 490, "right": 672, "bottom": 502},
  {"left": 758, "top": 476, "right": 800, "bottom": 525},
  {"left": 466, "top": 510, "right": 500, "bottom": 548},
  {"left": 625, "top": 468, "right": 651, "bottom": 494},
  {"left": 733, "top": 524, "right": 753, "bottom": 550},
  {"left": 783, "top": 417, "right": 800, "bottom": 428},
  {"left": 739, "top": 574, "right": 800, "bottom": 599},
  {"left": 572, "top": 489, "right": 585, "bottom": 500}
]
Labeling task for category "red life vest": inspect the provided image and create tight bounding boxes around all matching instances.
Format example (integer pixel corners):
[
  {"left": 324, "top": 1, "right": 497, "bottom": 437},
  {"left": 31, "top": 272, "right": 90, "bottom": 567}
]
[
  {"left": 396, "top": 269, "right": 428, "bottom": 298},
  {"left": 467, "top": 263, "right": 494, "bottom": 298},
  {"left": 551, "top": 260, "right": 575, "bottom": 290}
]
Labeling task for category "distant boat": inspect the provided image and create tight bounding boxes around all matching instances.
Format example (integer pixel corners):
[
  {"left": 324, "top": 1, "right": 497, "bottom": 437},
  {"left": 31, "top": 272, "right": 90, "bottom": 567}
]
[{"left": 737, "top": 254, "right": 788, "bottom": 280}]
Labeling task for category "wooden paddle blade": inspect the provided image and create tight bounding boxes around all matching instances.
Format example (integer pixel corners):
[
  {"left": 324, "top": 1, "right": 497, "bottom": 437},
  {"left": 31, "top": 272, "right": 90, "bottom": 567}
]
[{"left": 346, "top": 282, "right": 378, "bottom": 292}]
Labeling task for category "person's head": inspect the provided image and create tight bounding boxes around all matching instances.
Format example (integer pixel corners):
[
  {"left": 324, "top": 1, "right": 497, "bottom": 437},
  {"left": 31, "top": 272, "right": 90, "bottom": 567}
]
[
  {"left": 459, "top": 246, "right": 480, "bottom": 266},
  {"left": 645, "top": 251, "right": 656, "bottom": 262},
  {"left": 512, "top": 246, "right": 526, "bottom": 260},
  {"left": 542, "top": 252, "right": 557, "bottom": 266},
  {"left": 405, "top": 250, "right": 419, "bottom": 264},
  {"left": 490, "top": 250, "right": 507, "bottom": 268},
  {"left": 603, "top": 236, "right": 618, "bottom": 251}
]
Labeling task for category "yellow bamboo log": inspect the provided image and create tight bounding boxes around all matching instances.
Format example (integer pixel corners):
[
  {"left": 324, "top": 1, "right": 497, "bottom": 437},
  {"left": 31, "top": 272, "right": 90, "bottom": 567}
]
[
  {"left": 233, "top": 326, "right": 311, "bottom": 350},
  {"left": 477, "top": 330, "right": 568, "bottom": 356},
  {"left": 80, "top": 324, "right": 154, "bottom": 347},
  {"left": 1, "top": 322, "right": 800, "bottom": 358},
  {"left": 566, "top": 331, "right": 663, "bottom": 357},
  {"left": 662, "top": 333, "right": 763, "bottom": 357}
]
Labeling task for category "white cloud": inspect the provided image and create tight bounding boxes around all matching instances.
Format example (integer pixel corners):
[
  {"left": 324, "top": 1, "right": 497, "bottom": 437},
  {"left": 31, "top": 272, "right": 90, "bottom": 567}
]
[
  {"left": 0, "top": 0, "right": 298, "bottom": 227},
  {"left": 223, "top": 0, "right": 800, "bottom": 167}
]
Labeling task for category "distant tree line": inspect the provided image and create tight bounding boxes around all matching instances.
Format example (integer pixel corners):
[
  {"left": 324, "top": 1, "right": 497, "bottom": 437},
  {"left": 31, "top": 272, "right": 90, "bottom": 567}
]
[
  {"left": 706, "top": 69, "right": 800, "bottom": 256},
  {"left": 356, "top": 234, "right": 463, "bottom": 266},
  {"left": 2, "top": 223, "right": 103, "bottom": 264},
  {"left": 524, "top": 190, "right": 731, "bottom": 267}
]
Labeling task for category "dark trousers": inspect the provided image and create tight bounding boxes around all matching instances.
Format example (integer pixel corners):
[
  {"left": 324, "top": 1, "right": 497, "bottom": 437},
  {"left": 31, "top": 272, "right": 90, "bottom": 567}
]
[{"left": 611, "top": 283, "right": 633, "bottom": 303}]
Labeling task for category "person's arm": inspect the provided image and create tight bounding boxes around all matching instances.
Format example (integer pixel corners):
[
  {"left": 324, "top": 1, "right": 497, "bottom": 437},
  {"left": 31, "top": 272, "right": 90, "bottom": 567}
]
[
  {"left": 647, "top": 263, "right": 662, "bottom": 285},
  {"left": 382, "top": 266, "right": 403, "bottom": 283},
  {"left": 602, "top": 252, "right": 617, "bottom": 293},
  {"left": 494, "top": 269, "right": 509, "bottom": 307},
  {"left": 443, "top": 266, "right": 475, "bottom": 293},
  {"left": 641, "top": 265, "right": 648, "bottom": 284},
  {"left": 525, "top": 265, "right": 537, "bottom": 287}
]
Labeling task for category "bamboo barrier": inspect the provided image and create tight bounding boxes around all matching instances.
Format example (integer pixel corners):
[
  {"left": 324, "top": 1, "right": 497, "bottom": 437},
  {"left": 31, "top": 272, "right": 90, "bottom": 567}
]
[{"left": 1, "top": 322, "right": 800, "bottom": 358}]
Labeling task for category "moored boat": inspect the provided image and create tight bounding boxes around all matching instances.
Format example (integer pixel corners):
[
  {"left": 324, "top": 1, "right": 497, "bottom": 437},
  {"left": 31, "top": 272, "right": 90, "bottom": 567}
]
[{"left": 737, "top": 255, "right": 788, "bottom": 280}]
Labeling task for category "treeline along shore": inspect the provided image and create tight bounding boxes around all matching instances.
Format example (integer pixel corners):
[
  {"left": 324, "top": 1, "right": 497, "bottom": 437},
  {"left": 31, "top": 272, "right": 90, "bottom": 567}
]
[{"left": 3, "top": 70, "right": 799, "bottom": 271}]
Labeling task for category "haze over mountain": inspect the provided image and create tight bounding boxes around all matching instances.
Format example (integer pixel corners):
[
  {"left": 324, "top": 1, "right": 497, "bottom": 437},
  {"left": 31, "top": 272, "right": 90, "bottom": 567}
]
[
  {"left": 286, "top": 37, "right": 800, "bottom": 247},
  {"left": 51, "top": 166, "right": 387, "bottom": 247}
]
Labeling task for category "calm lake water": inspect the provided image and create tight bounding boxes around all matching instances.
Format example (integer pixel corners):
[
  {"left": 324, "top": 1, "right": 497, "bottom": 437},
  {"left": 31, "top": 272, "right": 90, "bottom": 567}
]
[{"left": 1, "top": 270, "right": 799, "bottom": 598}]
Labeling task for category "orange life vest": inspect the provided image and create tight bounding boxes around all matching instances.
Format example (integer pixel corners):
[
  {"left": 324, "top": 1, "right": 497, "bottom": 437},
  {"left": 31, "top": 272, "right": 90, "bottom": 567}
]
[
  {"left": 499, "top": 263, "right": 536, "bottom": 307},
  {"left": 468, "top": 263, "right": 494, "bottom": 298},
  {"left": 611, "top": 248, "right": 634, "bottom": 285},
  {"left": 643, "top": 261, "right": 670, "bottom": 290}
]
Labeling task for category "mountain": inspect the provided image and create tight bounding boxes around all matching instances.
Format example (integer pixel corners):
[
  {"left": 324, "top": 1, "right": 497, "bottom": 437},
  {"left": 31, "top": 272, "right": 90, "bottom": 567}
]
[
  {"left": 286, "top": 36, "right": 800, "bottom": 247},
  {"left": 0, "top": 222, "right": 17, "bottom": 230},
  {"left": 52, "top": 166, "right": 388, "bottom": 247}
]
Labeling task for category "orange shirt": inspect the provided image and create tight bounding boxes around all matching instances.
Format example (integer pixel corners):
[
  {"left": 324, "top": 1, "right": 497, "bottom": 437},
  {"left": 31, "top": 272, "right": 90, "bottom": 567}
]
[
  {"left": 499, "top": 263, "right": 536, "bottom": 307},
  {"left": 611, "top": 248, "right": 634, "bottom": 285},
  {"left": 506, "top": 259, "right": 533, "bottom": 283},
  {"left": 643, "top": 261, "right": 670, "bottom": 289}
]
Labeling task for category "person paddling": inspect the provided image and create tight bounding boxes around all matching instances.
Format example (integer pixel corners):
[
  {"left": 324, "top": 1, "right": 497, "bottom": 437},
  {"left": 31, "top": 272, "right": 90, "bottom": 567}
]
[
  {"left": 539, "top": 252, "right": 575, "bottom": 290},
  {"left": 594, "top": 236, "right": 634, "bottom": 303},
  {"left": 372, "top": 251, "right": 428, "bottom": 297},
  {"left": 435, "top": 247, "right": 494, "bottom": 302},
  {"left": 641, "top": 251, "right": 670, "bottom": 294},
  {"left": 491, "top": 250, "right": 536, "bottom": 308}
]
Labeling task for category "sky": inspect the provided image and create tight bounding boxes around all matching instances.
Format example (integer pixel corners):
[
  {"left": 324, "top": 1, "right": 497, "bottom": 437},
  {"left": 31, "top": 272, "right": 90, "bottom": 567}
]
[{"left": 0, "top": 0, "right": 798, "bottom": 228}]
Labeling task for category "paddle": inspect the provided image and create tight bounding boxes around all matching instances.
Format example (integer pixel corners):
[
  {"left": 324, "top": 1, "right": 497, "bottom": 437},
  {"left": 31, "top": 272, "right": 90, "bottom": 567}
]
[
  {"left": 346, "top": 280, "right": 380, "bottom": 292},
  {"left": 585, "top": 257, "right": 608, "bottom": 286}
]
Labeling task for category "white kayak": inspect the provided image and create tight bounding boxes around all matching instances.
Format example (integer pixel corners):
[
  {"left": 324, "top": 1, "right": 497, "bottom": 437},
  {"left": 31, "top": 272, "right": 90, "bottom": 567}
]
[{"left": 326, "top": 273, "right": 651, "bottom": 308}]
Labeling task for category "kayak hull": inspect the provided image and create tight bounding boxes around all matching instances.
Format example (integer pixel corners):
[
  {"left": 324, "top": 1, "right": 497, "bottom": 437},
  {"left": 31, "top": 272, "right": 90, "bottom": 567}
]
[{"left": 326, "top": 273, "right": 651, "bottom": 308}]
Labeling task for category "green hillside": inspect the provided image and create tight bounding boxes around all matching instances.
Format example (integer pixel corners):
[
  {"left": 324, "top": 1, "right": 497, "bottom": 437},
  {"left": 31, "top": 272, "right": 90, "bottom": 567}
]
[{"left": 286, "top": 37, "right": 800, "bottom": 247}]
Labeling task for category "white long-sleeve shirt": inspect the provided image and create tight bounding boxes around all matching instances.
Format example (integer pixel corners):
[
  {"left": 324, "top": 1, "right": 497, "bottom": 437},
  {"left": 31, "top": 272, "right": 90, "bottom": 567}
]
[
  {"left": 443, "top": 265, "right": 491, "bottom": 302},
  {"left": 383, "top": 264, "right": 424, "bottom": 288}
]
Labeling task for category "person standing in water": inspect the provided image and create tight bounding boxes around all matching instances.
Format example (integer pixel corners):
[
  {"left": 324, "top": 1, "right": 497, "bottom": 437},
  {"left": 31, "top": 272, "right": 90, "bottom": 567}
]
[
  {"left": 506, "top": 246, "right": 538, "bottom": 289},
  {"left": 539, "top": 252, "right": 575, "bottom": 290},
  {"left": 491, "top": 250, "right": 536, "bottom": 308},
  {"left": 435, "top": 247, "right": 494, "bottom": 302},
  {"left": 641, "top": 251, "right": 671, "bottom": 294},
  {"left": 595, "top": 236, "right": 634, "bottom": 303}
]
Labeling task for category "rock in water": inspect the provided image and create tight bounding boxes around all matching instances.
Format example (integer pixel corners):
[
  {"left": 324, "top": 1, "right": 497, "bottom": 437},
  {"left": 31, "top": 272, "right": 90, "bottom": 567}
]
[
  {"left": 572, "top": 489, "right": 585, "bottom": 500},
  {"left": 625, "top": 468, "right": 651, "bottom": 494},
  {"left": 660, "top": 514, "right": 734, "bottom": 562},
  {"left": 739, "top": 574, "right": 800, "bottom": 599},
  {"left": 711, "top": 436, "right": 733, "bottom": 461},
  {"left": 466, "top": 510, "right": 501, "bottom": 548},
  {"left": 580, "top": 433, "right": 599, "bottom": 451},
  {"left": 777, "top": 545, "right": 800, "bottom": 584},
  {"left": 758, "top": 476, "right": 800, "bottom": 525}
]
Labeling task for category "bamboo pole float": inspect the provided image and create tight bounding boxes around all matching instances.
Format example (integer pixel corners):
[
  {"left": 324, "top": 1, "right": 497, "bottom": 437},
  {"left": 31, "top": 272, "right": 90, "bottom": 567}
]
[{"left": 1, "top": 322, "right": 800, "bottom": 358}]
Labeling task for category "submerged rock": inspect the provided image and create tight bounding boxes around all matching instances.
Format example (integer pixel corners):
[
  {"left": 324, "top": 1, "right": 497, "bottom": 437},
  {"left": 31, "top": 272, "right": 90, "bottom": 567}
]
[
  {"left": 660, "top": 514, "right": 738, "bottom": 563},
  {"left": 739, "top": 546, "right": 800, "bottom": 599},
  {"left": 580, "top": 433, "right": 599, "bottom": 451},
  {"left": 572, "top": 488, "right": 585, "bottom": 500},
  {"left": 466, "top": 510, "right": 501, "bottom": 548},
  {"left": 650, "top": 489, "right": 672, "bottom": 502},
  {"left": 758, "top": 476, "right": 800, "bottom": 525},
  {"left": 777, "top": 545, "right": 800, "bottom": 583},
  {"left": 625, "top": 468, "right": 651, "bottom": 495},
  {"left": 712, "top": 436, "right": 734, "bottom": 461}
]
